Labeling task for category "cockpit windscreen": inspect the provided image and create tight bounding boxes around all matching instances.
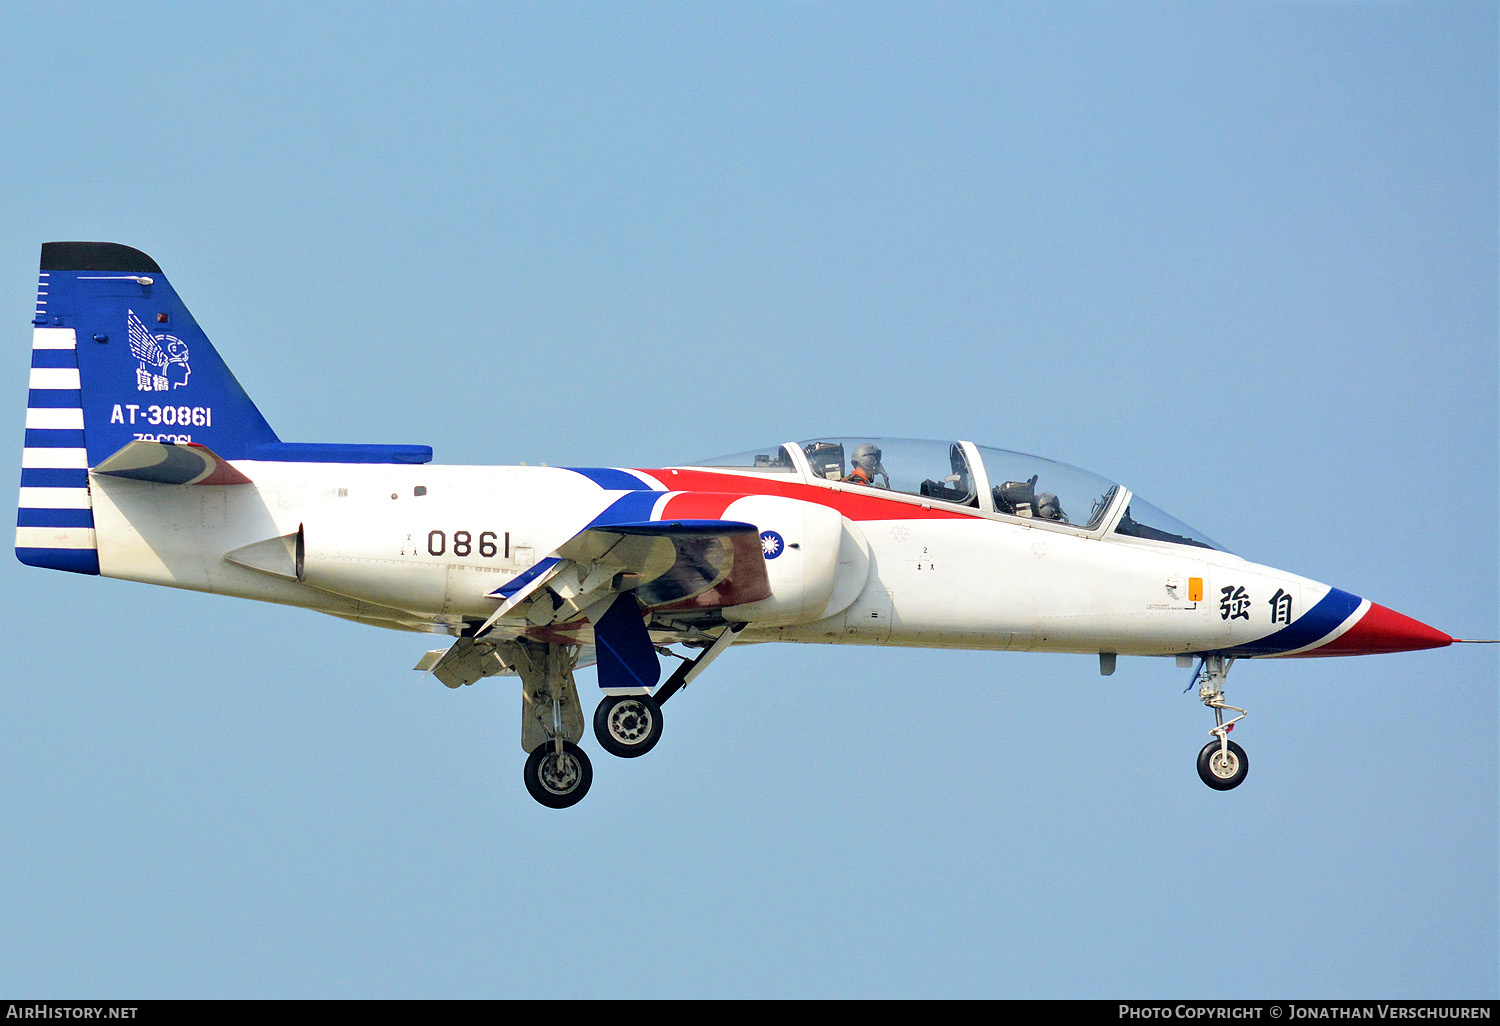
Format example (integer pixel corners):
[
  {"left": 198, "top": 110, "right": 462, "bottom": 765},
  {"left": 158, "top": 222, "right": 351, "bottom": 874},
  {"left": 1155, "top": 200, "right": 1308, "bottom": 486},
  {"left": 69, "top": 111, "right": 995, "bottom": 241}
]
[
  {"left": 688, "top": 445, "right": 797, "bottom": 473},
  {"left": 1113, "top": 496, "right": 1227, "bottom": 552}
]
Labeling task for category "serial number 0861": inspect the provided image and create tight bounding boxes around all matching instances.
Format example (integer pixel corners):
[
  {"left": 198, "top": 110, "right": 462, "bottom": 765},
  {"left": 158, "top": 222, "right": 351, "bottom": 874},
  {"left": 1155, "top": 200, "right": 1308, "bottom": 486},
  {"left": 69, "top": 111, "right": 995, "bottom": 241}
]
[{"left": 427, "top": 530, "right": 501, "bottom": 558}]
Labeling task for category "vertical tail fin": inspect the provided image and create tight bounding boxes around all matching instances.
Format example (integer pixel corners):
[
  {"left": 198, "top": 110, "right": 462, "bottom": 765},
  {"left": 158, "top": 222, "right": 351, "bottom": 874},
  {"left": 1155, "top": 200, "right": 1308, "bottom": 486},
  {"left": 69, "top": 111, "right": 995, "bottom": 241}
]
[{"left": 18, "top": 242, "right": 280, "bottom": 574}]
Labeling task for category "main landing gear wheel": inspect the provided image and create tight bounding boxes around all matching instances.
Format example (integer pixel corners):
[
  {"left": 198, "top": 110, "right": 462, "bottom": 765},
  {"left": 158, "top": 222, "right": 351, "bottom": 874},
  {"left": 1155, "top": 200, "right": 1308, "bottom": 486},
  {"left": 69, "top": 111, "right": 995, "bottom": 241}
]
[
  {"left": 593, "top": 693, "right": 663, "bottom": 758},
  {"left": 1197, "top": 739, "right": 1249, "bottom": 790},
  {"left": 524, "top": 740, "right": 593, "bottom": 808}
]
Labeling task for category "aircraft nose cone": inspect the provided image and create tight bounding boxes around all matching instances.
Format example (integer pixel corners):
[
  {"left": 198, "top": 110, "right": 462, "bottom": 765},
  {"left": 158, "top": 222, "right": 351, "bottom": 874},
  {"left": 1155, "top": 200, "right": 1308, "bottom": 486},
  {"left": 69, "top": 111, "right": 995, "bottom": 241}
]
[{"left": 1319, "top": 600, "right": 1452, "bottom": 656}]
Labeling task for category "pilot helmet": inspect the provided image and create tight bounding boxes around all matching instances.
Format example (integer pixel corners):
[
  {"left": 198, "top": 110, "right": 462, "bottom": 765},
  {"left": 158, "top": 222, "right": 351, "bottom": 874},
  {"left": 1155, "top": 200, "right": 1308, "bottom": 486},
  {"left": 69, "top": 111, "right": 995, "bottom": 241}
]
[{"left": 852, "top": 443, "right": 883, "bottom": 475}]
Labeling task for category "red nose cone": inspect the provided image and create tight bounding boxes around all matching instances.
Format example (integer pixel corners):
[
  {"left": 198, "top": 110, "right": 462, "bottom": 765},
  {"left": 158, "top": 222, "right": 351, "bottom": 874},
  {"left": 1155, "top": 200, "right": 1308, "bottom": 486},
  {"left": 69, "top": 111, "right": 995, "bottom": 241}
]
[{"left": 1316, "top": 602, "right": 1452, "bottom": 656}]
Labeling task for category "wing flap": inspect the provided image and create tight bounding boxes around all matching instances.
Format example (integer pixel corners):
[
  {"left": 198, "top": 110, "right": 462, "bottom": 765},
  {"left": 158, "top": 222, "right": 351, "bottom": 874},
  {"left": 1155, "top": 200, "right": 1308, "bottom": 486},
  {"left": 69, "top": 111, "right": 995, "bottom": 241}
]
[{"left": 418, "top": 637, "right": 518, "bottom": 689}]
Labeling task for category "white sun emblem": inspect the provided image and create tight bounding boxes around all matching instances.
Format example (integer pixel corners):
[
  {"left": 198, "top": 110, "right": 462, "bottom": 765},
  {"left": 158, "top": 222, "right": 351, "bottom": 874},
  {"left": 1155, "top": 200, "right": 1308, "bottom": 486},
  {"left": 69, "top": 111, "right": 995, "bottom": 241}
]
[{"left": 760, "top": 530, "right": 784, "bottom": 559}]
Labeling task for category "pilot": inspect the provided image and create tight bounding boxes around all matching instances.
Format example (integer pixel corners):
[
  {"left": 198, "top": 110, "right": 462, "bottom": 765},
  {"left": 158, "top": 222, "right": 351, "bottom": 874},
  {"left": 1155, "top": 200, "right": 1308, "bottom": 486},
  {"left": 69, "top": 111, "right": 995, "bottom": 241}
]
[
  {"left": 1036, "top": 492, "right": 1066, "bottom": 522},
  {"left": 842, "top": 443, "right": 889, "bottom": 488}
]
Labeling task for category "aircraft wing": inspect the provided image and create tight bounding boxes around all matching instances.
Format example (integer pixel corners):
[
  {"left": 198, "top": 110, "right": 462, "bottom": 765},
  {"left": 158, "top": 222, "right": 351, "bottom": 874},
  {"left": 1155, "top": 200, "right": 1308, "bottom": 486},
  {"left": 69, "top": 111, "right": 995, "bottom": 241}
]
[
  {"left": 479, "top": 519, "right": 772, "bottom": 632},
  {"left": 415, "top": 640, "right": 600, "bottom": 689},
  {"left": 421, "top": 519, "right": 770, "bottom": 690}
]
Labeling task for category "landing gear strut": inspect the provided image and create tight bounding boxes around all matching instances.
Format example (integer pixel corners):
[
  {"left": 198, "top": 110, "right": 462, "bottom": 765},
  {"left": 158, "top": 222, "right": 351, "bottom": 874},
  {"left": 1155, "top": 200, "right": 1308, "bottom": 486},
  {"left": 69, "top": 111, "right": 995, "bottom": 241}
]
[
  {"left": 516, "top": 641, "right": 593, "bottom": 808},
  {"left": 1193, "top": 654, "right": 1249, "bottom": 790},
  {"left": 590, "top": 623, "right": 744, "bottom": 760}
]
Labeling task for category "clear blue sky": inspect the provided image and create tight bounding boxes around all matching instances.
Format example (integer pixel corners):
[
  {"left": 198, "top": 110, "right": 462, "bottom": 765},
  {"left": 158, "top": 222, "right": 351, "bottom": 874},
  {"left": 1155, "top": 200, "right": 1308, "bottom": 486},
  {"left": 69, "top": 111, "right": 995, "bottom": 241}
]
[{"left": 1, "top": 1, "right": 1494, "bottom": 998}]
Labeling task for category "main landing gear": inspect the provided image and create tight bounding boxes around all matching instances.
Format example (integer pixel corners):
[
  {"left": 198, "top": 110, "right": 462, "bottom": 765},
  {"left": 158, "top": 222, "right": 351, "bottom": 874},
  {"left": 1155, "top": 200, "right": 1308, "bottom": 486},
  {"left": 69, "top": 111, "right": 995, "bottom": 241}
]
[
  {"left": 525, "top": 739, "right": 593, "bottom": 809},
  {"left": 1193, "top": 654, "right": 1249, "bottom": 791},
  {"left": 593, "top": 693, "right": 664, "bottom": 758},
  {"left": 584, "top": 623, "right": 744, "bottom": 768},
  {"left": 511, "top": 640, "right": 680, "bottom": 807},
  {"left": 515, "top": 641, "right": 594, "bottom": 809},
  {"left": 515, "top": 624, "right": 744, "bottom": 808}
]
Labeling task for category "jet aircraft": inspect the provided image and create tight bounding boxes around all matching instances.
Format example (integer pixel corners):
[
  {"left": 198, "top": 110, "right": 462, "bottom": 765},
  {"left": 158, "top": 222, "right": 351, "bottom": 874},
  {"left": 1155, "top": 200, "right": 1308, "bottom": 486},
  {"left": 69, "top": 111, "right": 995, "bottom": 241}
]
[{"left": 18, "top": 242, "right": 1467, "bottom": 807}]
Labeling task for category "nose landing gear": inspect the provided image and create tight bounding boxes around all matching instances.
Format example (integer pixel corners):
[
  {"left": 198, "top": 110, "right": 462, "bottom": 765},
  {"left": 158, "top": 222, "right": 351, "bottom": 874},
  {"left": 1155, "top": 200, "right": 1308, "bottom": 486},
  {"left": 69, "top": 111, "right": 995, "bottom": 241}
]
[
  {"left": 1193, "top": 655, "right": 1248, "bottom": 790},
  {"left": 1197, "top": 737, "right": 1248, "bottom": 789}
]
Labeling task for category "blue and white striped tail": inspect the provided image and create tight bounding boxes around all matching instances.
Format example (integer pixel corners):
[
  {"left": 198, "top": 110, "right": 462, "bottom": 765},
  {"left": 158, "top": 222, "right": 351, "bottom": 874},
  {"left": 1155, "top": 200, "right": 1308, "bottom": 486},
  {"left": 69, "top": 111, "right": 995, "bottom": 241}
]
[{"left": 17, "top": 315, "right": 98, "bottom": 575}]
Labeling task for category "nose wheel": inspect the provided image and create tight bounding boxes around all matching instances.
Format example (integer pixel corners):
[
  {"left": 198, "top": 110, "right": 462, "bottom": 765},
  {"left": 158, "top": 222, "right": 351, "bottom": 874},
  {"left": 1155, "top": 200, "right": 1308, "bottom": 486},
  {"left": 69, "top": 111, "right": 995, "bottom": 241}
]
[
  {"left": 1192, "top": 655, "right": 1249, "bottom": 791},
  {"left": 1197, "top": 738, "right": 1248, "bottom": 790}
]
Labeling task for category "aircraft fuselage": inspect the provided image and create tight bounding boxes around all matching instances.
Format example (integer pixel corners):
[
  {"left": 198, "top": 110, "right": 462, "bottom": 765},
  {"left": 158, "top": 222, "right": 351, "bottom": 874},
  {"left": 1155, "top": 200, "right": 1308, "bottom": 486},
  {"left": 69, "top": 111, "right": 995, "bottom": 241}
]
[{"left": 84, "top": 459, "right": 1424, "bottom": 662}]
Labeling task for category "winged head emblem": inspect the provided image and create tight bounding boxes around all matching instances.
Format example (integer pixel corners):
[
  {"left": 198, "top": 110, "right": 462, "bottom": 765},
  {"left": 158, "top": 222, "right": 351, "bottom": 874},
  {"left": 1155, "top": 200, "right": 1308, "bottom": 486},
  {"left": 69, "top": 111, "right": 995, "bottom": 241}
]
[{"left": 128, "top": 309, "right": 190, "bottom": 391}]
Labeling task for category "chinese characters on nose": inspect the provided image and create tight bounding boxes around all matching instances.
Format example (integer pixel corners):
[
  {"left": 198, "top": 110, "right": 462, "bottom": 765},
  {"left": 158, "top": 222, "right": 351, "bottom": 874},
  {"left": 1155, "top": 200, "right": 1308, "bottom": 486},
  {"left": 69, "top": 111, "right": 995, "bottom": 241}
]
[{"left": 1219, "top": 585, "right": 1294, "bottom": 624}]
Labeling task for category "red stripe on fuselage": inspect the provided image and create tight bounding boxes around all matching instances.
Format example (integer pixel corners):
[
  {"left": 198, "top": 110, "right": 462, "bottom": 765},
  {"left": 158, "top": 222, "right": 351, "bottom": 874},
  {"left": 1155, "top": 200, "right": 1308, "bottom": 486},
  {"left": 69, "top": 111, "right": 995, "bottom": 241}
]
[
  {"left": 658, "top": 491, "right": 739, "bottom": 522},
  {"left": 1293, "top": 601, "right": 1451, "bottom": 657},
  {"left": 641, "top": 469, "right": 974, "bottom": 521}
]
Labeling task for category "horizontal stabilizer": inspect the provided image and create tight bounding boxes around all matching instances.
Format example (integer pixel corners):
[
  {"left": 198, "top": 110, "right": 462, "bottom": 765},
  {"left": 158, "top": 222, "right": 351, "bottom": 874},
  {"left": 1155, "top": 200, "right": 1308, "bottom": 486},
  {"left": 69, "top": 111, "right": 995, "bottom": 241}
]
[{"left": 94, "top": 440, "right": 251, "bottom": 486}]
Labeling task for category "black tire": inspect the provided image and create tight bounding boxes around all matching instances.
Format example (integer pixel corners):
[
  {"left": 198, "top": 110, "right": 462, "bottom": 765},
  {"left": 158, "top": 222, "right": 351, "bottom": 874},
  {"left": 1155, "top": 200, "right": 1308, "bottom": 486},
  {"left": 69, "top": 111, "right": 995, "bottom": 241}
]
[
  {"left": 1197, "top": 738, "right": 1249, "bottom": 790},
  {"left": 524, "top": 740, "right": 593, "bottom": 808},
  {"left": 593, "top": 693, "right": 664, "bottom": 758}
]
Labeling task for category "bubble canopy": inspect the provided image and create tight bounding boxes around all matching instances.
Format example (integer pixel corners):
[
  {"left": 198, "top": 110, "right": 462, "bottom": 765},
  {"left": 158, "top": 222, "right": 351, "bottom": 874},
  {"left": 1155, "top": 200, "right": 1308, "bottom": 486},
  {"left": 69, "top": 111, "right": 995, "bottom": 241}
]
[{"left": 685, "top": 437, "right": 1227, "bottom": 551}]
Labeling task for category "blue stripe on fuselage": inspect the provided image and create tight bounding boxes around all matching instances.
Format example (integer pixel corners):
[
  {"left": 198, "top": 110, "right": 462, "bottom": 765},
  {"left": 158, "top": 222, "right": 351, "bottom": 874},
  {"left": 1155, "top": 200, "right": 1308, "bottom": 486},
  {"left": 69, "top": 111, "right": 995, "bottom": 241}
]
[
  {"left": 24, "top": 428, "right": 86, "bottom": 448},
  {"left": 487, "top": 490, "right": 665, "bottom": 599},
  {"left": 565, "top": 467, "right": 655, "bottom": 491},
  {"left": 586, "top": 490, "right": 663, "bottom": 528},
  {"left": 27, "top": 389, "right": 82, "bottom": 408},
  {"left": 1224, "top": 587, "right": 1363, "bottom": 657}
]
